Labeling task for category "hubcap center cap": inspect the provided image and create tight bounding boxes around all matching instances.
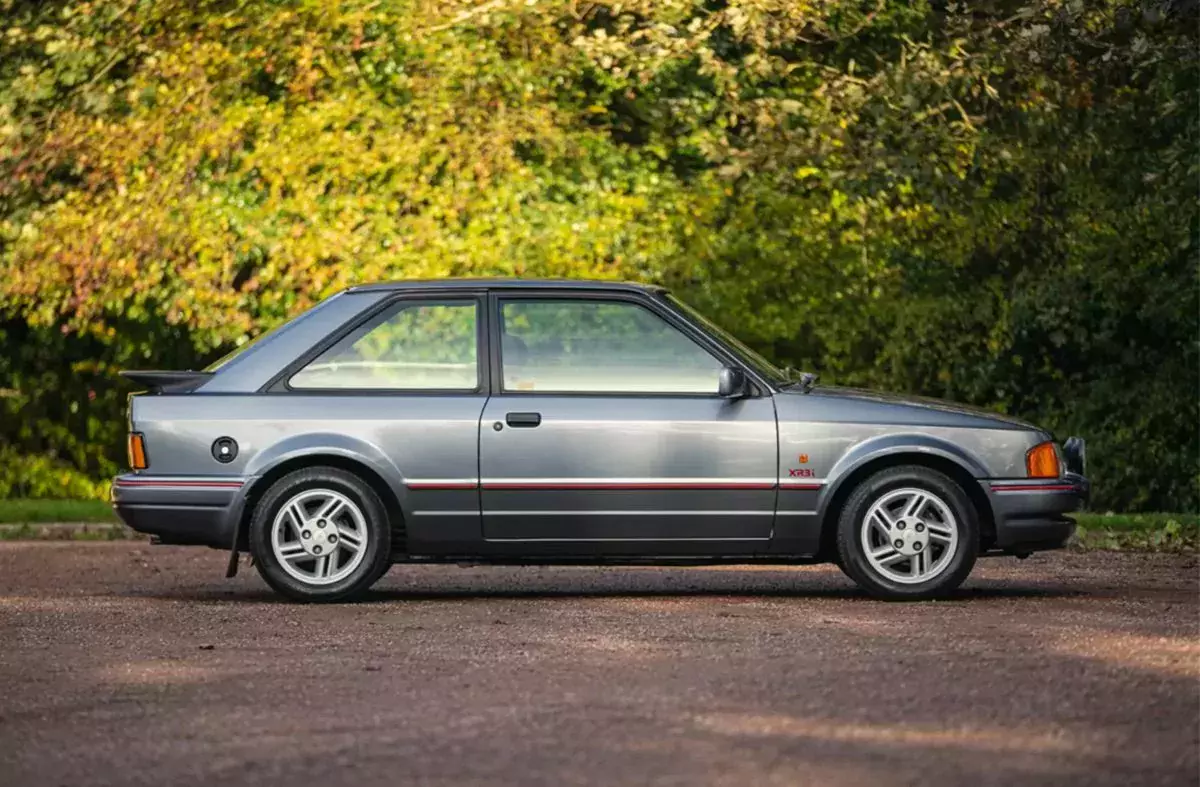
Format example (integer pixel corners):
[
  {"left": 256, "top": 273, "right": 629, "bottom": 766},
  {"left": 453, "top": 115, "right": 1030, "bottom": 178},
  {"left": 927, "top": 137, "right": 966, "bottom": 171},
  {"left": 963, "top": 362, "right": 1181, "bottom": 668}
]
[
  {"left": 298, "top": 521, "right": 340, "bottom": 556},
  {"left": 894, "top": 518, "right": 927, "bottom": 556}
]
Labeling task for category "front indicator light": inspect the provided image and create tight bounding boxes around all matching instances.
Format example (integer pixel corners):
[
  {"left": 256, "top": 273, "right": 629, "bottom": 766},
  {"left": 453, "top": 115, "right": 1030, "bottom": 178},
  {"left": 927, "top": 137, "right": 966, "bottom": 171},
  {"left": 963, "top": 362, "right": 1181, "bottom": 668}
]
[
  {"left": 128, "top": 433, "right": 148, "bottom": 470},
  {"left": 1026, "top": 441, "right": 1060, "bottom": 478}
]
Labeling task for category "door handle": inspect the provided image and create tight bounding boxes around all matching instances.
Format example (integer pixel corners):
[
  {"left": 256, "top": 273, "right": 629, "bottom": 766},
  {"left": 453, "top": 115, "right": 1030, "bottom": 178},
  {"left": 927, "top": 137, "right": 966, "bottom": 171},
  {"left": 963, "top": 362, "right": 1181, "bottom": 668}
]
[{"left": 505, "top": 412, "right": 542, "bottom": 428}]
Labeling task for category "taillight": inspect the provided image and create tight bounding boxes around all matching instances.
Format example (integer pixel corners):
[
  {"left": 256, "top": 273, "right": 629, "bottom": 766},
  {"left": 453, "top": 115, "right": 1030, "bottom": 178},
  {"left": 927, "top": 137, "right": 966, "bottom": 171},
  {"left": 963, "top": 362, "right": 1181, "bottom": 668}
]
[
  {"left": 128, "top": 433, "right": 149, "bottom": 470},
  {"left": 1025, "top": 441, "right": 1060, "bottom": 478}
]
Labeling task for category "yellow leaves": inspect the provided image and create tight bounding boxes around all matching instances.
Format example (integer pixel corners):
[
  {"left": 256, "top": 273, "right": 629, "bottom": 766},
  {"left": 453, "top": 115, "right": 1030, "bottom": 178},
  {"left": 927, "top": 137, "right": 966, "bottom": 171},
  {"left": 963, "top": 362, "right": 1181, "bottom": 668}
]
[{"left": 0, "top": 0, "right": 940, "bottom": 352}]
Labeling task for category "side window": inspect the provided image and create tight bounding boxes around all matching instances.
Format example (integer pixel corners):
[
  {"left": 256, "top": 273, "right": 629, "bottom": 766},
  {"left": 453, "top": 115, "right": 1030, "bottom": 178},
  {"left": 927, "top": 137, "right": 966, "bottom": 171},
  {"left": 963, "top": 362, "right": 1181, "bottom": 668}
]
[
  {"left": 289, "top": 300, "right": 478, "bottom": 390},
  {"left": 500, "top": 299, "right": 723, "bottom": 394}
]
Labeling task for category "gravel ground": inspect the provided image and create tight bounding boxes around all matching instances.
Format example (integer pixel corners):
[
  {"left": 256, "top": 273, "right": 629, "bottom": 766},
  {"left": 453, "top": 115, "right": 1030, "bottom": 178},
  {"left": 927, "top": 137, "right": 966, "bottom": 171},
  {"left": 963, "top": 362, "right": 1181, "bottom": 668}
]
[{"left": 0, "top": 543, "right": 1196, "bottom": 787}]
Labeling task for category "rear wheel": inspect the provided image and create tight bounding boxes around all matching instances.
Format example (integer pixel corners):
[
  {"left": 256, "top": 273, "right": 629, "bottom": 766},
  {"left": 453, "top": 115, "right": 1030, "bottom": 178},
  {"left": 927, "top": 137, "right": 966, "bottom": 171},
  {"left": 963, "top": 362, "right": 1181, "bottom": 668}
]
[
  {"left": 249, "top": 467, "right": 391, "bottom": 602},
  {"left": 835, "top": 465, "right": 978, "bottom": 600}
]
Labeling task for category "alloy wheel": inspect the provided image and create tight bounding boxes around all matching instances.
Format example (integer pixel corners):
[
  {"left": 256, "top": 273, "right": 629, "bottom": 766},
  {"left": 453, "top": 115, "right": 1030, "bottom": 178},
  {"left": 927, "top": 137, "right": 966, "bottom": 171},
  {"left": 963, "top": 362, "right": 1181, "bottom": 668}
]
[
  {"left": 859, "top": 487, "right": 959, "bottom": 585},
  {"left": 270, "top": 488, "right": 369, "bottom": 586}
]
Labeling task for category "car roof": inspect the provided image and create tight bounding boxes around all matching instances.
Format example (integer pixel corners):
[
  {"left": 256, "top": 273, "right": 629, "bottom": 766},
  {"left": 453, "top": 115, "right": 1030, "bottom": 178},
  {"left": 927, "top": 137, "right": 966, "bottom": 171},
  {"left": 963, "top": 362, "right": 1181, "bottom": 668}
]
[{"left": 346, "top": 278, "right": 667, "bottom": 294}]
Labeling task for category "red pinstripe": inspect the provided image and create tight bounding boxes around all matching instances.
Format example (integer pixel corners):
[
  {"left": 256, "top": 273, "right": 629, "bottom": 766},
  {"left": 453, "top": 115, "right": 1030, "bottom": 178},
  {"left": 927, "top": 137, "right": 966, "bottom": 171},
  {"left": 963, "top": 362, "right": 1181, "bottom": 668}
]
[
  {"left": 480, "top": 481, "right": 777, "bottom": 491},
  {"left": 406, "top": 482, "right": 479, "bottom": 491},
  {"left": 990, "top": 483, "right": 1076, "bottom": 493},
  {"left": 115, "top": 479, "right": 244, "bottom": 489}
]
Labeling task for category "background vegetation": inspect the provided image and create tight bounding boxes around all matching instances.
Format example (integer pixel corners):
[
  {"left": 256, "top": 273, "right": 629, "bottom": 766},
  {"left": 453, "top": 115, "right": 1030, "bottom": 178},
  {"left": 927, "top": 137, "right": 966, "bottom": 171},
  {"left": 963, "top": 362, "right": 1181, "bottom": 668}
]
[{"left": 0, "top": 0, "right": 1195, "bottom": 512}]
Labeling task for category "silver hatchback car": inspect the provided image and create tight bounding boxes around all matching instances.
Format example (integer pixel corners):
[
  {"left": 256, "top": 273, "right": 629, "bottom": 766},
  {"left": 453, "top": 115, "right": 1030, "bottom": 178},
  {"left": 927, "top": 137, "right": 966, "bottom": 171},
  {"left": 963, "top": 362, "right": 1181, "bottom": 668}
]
[{"left": 113, "top": 279, "right": 1088, "bottom": 602}]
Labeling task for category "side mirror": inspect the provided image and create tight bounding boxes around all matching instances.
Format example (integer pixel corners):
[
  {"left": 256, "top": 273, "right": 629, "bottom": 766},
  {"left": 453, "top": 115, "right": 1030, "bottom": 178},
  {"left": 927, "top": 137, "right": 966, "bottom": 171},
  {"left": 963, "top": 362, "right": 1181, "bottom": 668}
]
[{"left": 718, "top": 367, "right": 748, "bottom": 399}]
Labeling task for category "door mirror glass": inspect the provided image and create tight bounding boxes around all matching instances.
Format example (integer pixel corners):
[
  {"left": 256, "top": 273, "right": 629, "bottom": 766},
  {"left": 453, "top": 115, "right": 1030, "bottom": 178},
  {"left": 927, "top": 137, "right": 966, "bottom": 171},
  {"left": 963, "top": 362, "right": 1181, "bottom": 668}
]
[{"left": 718, "top": 367, "right": 747, "bottom": 398}]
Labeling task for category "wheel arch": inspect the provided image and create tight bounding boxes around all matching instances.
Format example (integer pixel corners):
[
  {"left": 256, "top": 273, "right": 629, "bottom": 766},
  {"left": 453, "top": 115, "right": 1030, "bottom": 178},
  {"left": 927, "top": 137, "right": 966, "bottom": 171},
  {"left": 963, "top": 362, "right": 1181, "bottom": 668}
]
[
  {"left": 815, "top": 445, "right": 996, "bottom": 561},
  {"left": 233, "top": 452, "right": 406, "bottom": 555}
]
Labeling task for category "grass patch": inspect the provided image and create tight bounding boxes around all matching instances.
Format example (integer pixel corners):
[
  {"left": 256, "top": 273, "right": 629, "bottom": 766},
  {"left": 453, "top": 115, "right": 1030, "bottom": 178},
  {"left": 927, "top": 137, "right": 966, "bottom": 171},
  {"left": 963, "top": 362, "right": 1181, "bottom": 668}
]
[
  {"left": 1072, "top": 512, "right": 1198, "bottom": 552},
  {"left": 0, "top": 523, "right": 133, "bottom": 541},
  {"left": 0, "top": 498, "right": 118, "bottom": 524}
]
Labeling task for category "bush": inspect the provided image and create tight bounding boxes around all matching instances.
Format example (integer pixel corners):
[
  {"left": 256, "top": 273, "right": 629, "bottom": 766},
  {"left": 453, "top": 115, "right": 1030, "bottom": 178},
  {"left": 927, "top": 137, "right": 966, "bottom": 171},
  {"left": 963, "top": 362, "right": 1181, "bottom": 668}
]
[
  {"left": 0, "top": 1, "right": 1195, "bottom": 511},
  {"left": 0, "top": 447, "right": 110, "bottom": 501}
]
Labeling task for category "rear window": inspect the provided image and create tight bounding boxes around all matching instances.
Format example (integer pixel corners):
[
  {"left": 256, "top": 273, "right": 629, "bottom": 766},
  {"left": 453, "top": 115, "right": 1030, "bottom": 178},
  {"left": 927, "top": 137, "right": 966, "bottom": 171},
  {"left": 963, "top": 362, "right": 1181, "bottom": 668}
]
[{"left": 288, "top": 300, "right": 479, "bottom": 390}]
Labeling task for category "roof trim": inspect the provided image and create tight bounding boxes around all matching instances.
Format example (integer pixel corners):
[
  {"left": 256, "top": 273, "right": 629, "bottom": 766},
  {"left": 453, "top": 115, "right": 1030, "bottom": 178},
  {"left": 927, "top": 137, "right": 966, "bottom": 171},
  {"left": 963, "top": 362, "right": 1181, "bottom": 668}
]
[{"left": 345, "top": 278, "right": 667, "bottom": 294}]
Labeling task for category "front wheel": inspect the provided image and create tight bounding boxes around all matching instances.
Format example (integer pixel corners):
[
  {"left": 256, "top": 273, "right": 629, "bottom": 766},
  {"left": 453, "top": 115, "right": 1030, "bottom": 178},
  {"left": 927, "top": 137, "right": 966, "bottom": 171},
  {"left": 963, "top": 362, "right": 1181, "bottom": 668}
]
[
  {"left": 249, "top": 466, "right": 392, "bottom": 602},
  {"left": 834, "top": 465, "right": 978, "bottom": 601}
]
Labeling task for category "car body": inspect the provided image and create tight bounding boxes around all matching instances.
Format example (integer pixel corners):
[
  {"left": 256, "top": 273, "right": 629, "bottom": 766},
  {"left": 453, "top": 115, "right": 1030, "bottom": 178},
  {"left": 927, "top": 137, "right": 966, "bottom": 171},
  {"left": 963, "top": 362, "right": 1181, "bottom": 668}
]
[{"left": 112, "top": 279, "right": 1089, "bottom": 601}]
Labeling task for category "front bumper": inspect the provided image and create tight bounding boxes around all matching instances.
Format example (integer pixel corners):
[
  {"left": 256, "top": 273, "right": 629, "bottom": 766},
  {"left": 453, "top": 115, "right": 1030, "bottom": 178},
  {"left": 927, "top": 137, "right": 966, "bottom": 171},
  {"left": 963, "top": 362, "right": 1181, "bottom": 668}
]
[
  {"left": 984, "top": 472, "right": 1090, "bottom": 553},
  {"left": 112, "top": 475, "right": 249, "bottom": 549}
]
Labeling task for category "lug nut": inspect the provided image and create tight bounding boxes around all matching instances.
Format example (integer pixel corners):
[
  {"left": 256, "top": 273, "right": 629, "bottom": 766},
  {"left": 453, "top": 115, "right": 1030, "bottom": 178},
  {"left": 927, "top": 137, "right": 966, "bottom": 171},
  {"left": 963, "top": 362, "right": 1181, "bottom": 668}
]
[
  {"left": 301, "top": 530, "right": 311, "bottom": 539},
  {"left": 313, "top": 545, "right": 323, "bottom": 555},
  {"left": 318, "top": 520, "right": 327, "bottom": 528},
  {"left": 897, "top": 522, "right": 906, "bottom": 530},
  {"left": 329, "top": 534, "right": 338, "bottom": 544},
  {"left": 914, "top": 542, "right": 923, "bottom": 551},
  {"left": 894, "top": 539, "right": 904, "bottom": 549},
  {"left": 915, "top": 524, "right": 925, "bottom": 532}
]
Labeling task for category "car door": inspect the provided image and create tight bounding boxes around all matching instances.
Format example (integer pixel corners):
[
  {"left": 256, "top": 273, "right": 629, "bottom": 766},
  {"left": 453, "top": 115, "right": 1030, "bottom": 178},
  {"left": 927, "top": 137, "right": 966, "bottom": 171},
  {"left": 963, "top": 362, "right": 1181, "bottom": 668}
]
[{"left": 479, "top": 291, "right": 778, "bottom": 545}]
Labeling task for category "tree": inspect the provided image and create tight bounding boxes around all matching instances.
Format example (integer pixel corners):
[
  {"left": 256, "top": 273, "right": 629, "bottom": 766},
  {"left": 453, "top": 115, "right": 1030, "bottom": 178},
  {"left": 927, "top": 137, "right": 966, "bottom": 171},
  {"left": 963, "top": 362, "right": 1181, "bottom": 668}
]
[{"left": 0, "top": 0, "right": 1195, "bottom": 510}]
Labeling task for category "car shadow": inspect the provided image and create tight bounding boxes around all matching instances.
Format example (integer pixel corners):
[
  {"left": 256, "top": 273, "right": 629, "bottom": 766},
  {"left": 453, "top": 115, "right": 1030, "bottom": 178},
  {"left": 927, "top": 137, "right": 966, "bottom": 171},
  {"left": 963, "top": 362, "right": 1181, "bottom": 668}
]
[
  {"left": 125, "top": 579, "right": 1086, "bottom": 605},
  {"left": 359, "top": 584, "right": 1081, "bottom": 604}
]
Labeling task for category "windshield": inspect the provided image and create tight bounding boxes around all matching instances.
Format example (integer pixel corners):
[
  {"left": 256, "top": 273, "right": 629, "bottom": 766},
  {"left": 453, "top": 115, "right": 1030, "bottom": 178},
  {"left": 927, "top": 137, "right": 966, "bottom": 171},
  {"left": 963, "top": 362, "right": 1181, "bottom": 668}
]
[{"left": 665, "top": 293, "right": 789, "bottom": 386}]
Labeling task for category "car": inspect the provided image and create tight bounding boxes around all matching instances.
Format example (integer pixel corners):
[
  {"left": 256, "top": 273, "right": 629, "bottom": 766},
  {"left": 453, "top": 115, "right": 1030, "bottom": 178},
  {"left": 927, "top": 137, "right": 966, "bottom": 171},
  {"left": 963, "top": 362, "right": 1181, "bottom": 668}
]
[{"left": 112, "top": 279, "right": 1089, "bottom": 602}]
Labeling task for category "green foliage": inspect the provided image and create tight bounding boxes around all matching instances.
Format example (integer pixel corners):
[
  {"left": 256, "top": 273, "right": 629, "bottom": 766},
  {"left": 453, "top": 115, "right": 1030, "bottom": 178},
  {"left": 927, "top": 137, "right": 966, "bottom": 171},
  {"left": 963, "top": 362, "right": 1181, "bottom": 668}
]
[
  {"left": 1073, "top": 513, "right": 1199, "bottom": 552},
  {"left": 0, "top": 446, "right": 110, "bottom": 500},
  {"left": 0, "top": 497, "right": 117, "bottom": 524},
  {"left": 0, "top": 523, "right": 131, "bottom": 540},
  {"left": 0, "top": 0, "right": 1195, "bottom": 510}
]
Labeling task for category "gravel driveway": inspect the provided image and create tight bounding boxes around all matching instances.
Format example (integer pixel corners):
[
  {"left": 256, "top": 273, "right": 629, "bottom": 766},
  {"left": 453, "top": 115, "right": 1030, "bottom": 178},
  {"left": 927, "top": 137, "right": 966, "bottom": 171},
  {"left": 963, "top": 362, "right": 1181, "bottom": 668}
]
[{"left": 0, "top": 543, "right": 1195, "bottom": 786}]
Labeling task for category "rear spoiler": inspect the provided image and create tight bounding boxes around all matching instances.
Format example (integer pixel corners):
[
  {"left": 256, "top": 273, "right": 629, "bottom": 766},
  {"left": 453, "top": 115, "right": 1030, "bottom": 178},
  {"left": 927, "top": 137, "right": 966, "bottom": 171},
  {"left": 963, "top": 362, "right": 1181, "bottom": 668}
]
[{"left": 120, "top": 370, "right": 213, "bottom": 394}]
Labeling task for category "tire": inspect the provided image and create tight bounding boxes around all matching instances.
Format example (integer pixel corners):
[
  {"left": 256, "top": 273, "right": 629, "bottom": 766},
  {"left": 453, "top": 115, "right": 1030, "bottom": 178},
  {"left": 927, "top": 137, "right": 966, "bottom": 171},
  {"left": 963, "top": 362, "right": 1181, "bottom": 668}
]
[
  {"left": 249, "top": 466, "right": 392, "bottom": 602},
  {"left": 834, "top": 465, "right": 978, "bottom": 601}
]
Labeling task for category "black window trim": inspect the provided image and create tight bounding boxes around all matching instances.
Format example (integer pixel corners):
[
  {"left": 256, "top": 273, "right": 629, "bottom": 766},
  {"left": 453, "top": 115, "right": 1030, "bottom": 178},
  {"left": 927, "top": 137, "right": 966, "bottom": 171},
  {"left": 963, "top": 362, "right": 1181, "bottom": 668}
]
[
  {"left": 485, "top": 289, "right": 772, "bottom": 399},
  {"left": 262, "top": 291, "right": 490, "bottom": 396}
]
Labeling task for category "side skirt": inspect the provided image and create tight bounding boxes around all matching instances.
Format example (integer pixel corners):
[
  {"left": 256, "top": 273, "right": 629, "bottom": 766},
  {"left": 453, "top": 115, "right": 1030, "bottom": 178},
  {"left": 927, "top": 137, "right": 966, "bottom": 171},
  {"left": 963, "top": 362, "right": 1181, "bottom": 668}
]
[{"left": 392, "top": 555, "right": 827, "bottom": 567}]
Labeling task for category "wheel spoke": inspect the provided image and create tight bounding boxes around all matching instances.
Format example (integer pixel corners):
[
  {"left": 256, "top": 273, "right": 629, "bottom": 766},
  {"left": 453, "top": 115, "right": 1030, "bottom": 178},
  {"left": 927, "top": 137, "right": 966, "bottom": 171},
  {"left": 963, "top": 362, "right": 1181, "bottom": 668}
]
[
  {"left": 870, "top": 508, "right": 896, "bottom": 536},
  {"left": 870, "top": 545, "right": 907, "bottom": 567},
  {"left": 870, "top": 544, "right": 896, "bottom": 560},
  {"left": 286, "top": 502, "right": 308, "bottom": 529},
  {"left": 903, "top": 492, "right": 928, "bottom": 519},
  {"left": 869, "top": 517, "right": 891, "bottom": 542},
  {"left": 925, "top": 521, "right": 954, "bottom": 543},
  {"left": 336, "top": 525, "right": 363, "bottom": 551},
  {"left": 277, "top": 542, "right": 307, "bottom": 562},
  {"left": 315, "top": 497, "right": 345, "bottom": 523},
  {"left": 312, "top": 555, "right": 330, "bottom": 579}
]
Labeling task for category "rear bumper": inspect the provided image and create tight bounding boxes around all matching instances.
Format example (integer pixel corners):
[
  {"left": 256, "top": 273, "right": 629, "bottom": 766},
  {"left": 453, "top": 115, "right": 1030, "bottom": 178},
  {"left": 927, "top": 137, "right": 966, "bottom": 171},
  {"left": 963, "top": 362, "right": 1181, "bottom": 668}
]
[
  {"left": 111, "top": 475, "right": 249, "bottom": 549},
  {"left": 984, "top": 473, "right": 1090, "bottom": 553}
]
